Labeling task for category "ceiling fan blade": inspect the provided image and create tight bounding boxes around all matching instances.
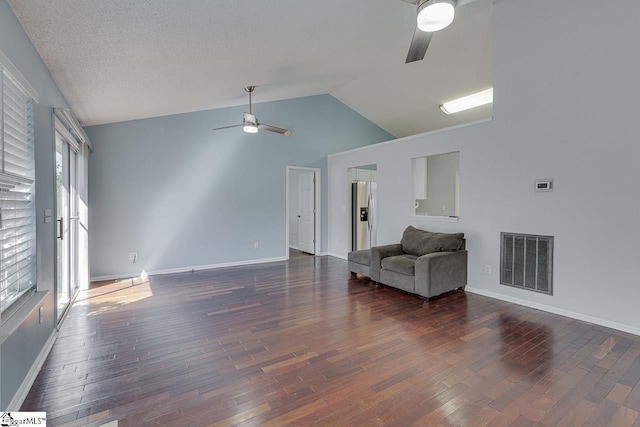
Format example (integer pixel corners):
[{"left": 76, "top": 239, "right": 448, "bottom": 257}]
[
  {"left": 258, "top": 123, "right": 292, "bottom": 136},
  {"left": 405, "top": 25, "right": 432, "bottom": 63},
  {"left": 211, "top": 124, "right": 242, "bottom": 131}
]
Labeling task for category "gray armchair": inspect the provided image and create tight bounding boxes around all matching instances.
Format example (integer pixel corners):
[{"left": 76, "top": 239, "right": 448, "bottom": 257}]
[{"left": 370, "top": 226, "right": 467, "bottom": 300}]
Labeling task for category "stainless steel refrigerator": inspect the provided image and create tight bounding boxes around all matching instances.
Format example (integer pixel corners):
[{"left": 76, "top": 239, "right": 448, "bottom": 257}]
[{"left": 352, "top": 181, "right": 377, "bottom": 251}]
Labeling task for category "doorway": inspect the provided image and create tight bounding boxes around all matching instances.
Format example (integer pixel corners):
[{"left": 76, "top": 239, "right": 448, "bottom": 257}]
[
  {"left": 55, "top": 122, "right": 80, "bottom": 322},
  {"left": 286, "top": 167, "right": 320, "bottom": 256}
]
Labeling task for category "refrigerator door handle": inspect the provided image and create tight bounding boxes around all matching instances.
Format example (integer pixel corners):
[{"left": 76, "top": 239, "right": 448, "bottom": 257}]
[{"left": 367, "top": 194, "right": 374, "bottom": 232}]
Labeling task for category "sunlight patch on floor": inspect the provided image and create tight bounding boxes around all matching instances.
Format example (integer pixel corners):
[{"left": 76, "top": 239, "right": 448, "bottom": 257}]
[{"left": 74, "top": 276, "right": 154, "bottom": 315}]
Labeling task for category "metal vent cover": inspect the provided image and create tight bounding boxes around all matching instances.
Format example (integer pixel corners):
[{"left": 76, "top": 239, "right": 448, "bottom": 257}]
[{"left": 500, "top": 232, "right": 553, "bottom": 295}]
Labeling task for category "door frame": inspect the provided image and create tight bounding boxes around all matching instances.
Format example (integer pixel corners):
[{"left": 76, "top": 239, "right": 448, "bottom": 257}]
[{"left": 285, "top": 166, "right": 321, "bottom": 257}]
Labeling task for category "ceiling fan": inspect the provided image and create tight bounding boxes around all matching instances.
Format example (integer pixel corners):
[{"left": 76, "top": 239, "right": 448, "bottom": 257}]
[
  {"left": 401, "top": 0, "right": 473, "bottom": 63},
  {"left": 212, "top": 86, "right": 291, "bottom": 136}
]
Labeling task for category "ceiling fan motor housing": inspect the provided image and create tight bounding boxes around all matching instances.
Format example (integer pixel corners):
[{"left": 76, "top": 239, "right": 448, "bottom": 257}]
[{"left": 243, "top": 113, "right": 258, "bottom": 126}]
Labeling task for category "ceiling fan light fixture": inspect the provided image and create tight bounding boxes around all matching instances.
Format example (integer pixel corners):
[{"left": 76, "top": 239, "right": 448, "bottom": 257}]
[
  {"left": 212, "top": 87, "right": 290, "bottom": 136},
  {"left": 439, "top": 88, "right": 494, "bottom": 115},
  {"left": 243, "top": 123, "right": 258, "bottom": 134},
  {"left": 243, "top": 112, "right": 259, "bottom": 133},
  {"left": 417, "top": 0, "right": 455, "bottom": 32}
]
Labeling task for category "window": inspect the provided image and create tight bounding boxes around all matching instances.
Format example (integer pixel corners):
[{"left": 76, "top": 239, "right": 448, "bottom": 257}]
[
  {"left": 411, "top": 151, "right": 460, "bottom": 218},
  {"left": 0, "top": 67, "right": 36, "bottom": 314}
]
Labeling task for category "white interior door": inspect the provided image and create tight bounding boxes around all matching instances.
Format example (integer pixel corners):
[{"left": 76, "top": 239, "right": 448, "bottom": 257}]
[
  {"left": 297, "top": 171, "right": 315, "bottom": 254},
  {"left": 288, "top": 173, "right": 299, "bottom": 247}
]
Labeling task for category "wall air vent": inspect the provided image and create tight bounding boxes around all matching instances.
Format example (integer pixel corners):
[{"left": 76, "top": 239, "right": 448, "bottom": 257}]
[{"left": 500, "top": 232, "right": 553, "bottom": 295}]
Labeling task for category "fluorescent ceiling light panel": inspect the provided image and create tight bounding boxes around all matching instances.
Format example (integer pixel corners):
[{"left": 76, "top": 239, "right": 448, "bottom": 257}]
[
  {"left": 439, "top": 88, "right": 493, "bottom": 114},
  {"left": 417, "top": 0, "right": 455, "bottom": 32}
]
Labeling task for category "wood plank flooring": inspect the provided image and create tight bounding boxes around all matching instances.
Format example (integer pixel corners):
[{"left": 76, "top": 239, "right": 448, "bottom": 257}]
[
  {"left": 288, "top": 248, "right": 314, "bottom": 260},
  {"left": 21, "top": 255, "right": 640, "bottom": 426}
]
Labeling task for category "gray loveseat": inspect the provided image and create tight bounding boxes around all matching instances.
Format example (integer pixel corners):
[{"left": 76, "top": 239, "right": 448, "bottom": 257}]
[{"left": 370, "top": 226, "right": 467, "bottom": 300}]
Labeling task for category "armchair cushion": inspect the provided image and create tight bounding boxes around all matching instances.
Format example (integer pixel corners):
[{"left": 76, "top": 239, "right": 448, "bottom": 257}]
[
  {"left": 381, "top": 254, "right": 419, "bottom": 276},
  {"left": 370, "top": 243, "right": 403, "bottom": 281},
  {"left": 401, "top": 226, "right": 464, "bottom": 256}
]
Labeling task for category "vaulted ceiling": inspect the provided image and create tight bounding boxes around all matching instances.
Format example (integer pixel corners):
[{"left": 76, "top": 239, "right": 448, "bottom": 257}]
[{"left": 8, "top": 0, "right": 493, "bottom": 138}]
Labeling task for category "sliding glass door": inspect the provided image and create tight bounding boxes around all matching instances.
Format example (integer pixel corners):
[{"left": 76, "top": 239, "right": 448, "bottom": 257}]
[{"left": 55, "top": 131, "right": 79, "bottom": 321}]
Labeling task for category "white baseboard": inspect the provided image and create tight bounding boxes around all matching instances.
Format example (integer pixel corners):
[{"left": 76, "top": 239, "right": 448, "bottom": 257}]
[
  {"left": 325, "top": 252, "right": 347, "bottom": 260},
  {"left": 465, "top": 286, "right": 640, "bottom": 337},
  {"left": 7, "top": 330, "right": 58, "bottom": 410},
  {"left": 90, "top": 256, "right": 289, "bottom": 282}
]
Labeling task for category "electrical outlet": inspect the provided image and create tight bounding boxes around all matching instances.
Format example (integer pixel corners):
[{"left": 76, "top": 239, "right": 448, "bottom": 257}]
[
  {"left": 253, "top": 242, "right": 259, "bottom": 249},
  {"left": 128, "top": 252, "right": 138, "bottom": 263},
  {"left": 39, "top": 306, "right": 43, "bottom": 324},
  {"left": 484, "top": 264, "right": 492, "bottom": 275}
]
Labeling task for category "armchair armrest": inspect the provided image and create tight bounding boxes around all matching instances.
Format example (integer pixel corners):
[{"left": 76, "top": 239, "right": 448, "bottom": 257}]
[
  {"left": 370, "top": 244, "right": 403, "bottom": 282},
  {"left": 414, "top": 250, "right": 468, "bottom": 298}
]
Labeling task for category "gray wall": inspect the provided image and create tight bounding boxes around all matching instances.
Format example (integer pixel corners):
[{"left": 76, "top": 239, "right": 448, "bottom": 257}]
[
  {"left": 328, "top": 0, "right": 640, "bottom": 334},
  {"left": 0, "top": 0, "right": 70, "bottom": 409},
  {"left": 86, "top": 95, "right": 393, "bottom": 279}
]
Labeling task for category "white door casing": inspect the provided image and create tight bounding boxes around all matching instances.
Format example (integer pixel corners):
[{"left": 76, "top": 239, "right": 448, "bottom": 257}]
[{"left": 286, "top": 166, "right": 320, "bottom": 257}]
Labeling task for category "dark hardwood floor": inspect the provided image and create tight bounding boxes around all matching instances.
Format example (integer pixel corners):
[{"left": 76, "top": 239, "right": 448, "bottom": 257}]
[
  {"left": 21, "top": 255, "right": 640, "bottom": 426},
  {"left": 289, "top": 248, "right": 314, "bottom": 260}
]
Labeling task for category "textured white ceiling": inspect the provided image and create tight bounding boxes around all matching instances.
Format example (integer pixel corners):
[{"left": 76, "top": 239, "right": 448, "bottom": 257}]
[{"left": 8, "top": 0, "right": 493, "bottom": 137}]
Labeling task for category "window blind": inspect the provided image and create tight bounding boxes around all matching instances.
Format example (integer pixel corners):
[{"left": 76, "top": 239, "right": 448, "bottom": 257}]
[{"left": 0, "top": 69, "right": 36, "bottom": 314}]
